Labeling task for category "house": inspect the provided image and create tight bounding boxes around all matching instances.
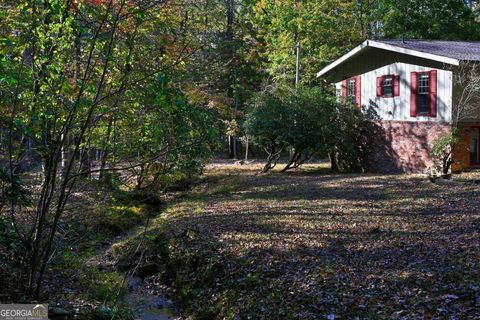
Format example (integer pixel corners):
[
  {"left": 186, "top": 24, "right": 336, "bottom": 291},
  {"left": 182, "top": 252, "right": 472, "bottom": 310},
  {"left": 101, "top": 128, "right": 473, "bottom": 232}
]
[{"left": 317, "top": 39, "right": 480, "bottom": 173}]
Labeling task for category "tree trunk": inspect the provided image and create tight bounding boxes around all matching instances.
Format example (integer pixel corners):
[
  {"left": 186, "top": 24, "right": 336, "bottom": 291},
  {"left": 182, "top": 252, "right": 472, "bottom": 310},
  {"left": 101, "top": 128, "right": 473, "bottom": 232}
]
[
  {"left": 329, "top": 152, "right": 338, "bottom": 172},
  {"left": 226, "top": 0, "right": 236, "bottom": 159},
  {"left": 99, "top": 117, "right": 113, "bottom": 183}
]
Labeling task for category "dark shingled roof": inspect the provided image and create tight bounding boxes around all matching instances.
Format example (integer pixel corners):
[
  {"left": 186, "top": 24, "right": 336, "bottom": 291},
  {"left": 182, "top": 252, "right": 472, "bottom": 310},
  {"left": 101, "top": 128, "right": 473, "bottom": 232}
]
[{"left": 376, "top": 40, "right": 480, "bottom": 61}]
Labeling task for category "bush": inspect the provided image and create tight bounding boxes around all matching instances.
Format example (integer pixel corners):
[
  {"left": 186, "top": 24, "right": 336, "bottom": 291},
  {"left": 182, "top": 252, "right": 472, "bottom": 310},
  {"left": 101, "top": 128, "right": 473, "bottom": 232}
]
[
  {"left": 279, "top": 87, "right": 338, "bottom": 171},
  {"left": 331, "top": 104, "right": 376, "bottom": 173},
  {"left": 245, "top": 86, "right": 374, "bottom": 172},
  {"left": 244, "top": 88, "right": 291, "bottom": 172},
  {"left": 429, "top": 129, "right": 460, "bottom": 178}
]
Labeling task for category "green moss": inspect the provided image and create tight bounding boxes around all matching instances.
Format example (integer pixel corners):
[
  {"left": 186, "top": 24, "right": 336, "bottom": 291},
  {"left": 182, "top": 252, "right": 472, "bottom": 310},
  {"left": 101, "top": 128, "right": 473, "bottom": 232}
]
[
  {"left": 79, "top": 267, "right": 124, "bottom": 303},
  {"left": 95, "top": 204, "right": 149, "bottom": 236}
]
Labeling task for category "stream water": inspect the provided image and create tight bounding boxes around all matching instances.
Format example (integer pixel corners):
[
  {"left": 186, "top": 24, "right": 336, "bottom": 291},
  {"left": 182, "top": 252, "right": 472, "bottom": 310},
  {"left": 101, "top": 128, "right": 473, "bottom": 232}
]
[{"left": 125, "top": 276, "right": 176, "bottom": 320}]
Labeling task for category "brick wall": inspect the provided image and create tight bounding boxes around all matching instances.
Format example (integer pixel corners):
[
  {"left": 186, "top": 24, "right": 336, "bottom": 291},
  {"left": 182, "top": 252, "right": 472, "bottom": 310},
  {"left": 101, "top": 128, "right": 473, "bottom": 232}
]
[{"left": 371, "top": 121, "right": 452, "bottom": 173}]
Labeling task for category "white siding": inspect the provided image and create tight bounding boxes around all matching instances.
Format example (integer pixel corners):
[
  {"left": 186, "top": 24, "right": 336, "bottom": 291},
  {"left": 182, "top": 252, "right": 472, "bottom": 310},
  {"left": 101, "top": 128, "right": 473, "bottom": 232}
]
[{"left": 335, "top": 62, "right": 453, "bottom": 123}]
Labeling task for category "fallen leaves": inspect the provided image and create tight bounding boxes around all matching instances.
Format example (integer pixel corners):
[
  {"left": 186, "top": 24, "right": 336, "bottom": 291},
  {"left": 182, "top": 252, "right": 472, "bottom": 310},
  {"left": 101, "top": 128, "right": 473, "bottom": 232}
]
[{"left": 150, "top": 163, "right": 480, "bottom": 319}]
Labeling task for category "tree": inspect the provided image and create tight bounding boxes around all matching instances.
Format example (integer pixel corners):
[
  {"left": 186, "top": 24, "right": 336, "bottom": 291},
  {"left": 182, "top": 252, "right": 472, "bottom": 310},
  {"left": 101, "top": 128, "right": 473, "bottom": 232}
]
[
  {"left": 246, "top": 85, "right": 377, "bottom": 173},
  {"left": 150, "top": 1, "right": 265, "bottom": 160},
  {"left": 451, "top": 62, "right": 480, "bottom": 126},
  {"left": 0, "top": 0, "right": 219, "bottom": 298},
  {"left": 114, "top": 75, "right": 219, "bottom": 190},
  {"left": 248, "top": 0, "right": 363, "bottom": 85},
  {"left": 244, "top": 87, "right": 290, "bottom": 172},
  {"left": 371, "top": 0, "right": 480, "bottom": 40}
]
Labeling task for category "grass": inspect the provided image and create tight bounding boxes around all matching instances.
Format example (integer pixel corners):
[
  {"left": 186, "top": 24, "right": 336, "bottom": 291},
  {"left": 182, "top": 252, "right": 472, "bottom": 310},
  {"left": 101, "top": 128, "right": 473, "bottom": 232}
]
[{"left": 130, "top": 162, "right": 480, "bottom": 319}]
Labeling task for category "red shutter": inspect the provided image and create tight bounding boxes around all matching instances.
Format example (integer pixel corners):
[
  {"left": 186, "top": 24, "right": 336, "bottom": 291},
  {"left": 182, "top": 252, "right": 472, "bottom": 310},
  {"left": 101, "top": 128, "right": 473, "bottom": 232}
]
[
  {"left": 355, "top": 75, "right": 361, "bottom": 107},
  {"left": 410, "top": 72, "right": 418, "bottom": 117},
  {"left": 394, "top": 75, "right": 400, "bottom": 96},
  {"left": 341, "top": 80, "right": 347, "bottom": 97},
  {"left": 429, "top": 70, "right": 437, "bottom": 117},
  {"left": 376, "top": 76, "right": 383, "bottom": 97}
]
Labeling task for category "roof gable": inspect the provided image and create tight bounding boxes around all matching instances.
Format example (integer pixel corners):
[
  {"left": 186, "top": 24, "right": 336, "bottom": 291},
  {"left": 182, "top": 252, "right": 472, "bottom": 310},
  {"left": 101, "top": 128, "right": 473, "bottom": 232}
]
[{"left": 317, "top": 39, "right": 480, "bottom": 78}]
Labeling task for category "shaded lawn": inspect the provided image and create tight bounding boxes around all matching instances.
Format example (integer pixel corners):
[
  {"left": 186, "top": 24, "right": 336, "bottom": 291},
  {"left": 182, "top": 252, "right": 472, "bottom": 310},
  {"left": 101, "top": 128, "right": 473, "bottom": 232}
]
[{"left": 151, "top": 163, "right": 480, "bottom": 319}]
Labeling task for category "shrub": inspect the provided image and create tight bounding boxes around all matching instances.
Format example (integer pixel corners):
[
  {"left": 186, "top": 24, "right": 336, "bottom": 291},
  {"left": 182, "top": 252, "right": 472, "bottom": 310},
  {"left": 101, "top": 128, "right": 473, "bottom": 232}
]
[
  {"left": 429, "top": 129, "right": 460, "bottom": 178},
  {"left": 245, "top": 86, "right": 374, "bottom": 172},
  {"left": 331, "top": 104, "right": 376, "bottom": 173},
  {"left": 279, "top": 87, "right": 338, "bottom": 172},
  {"left": 244, "top": 88, "right": 291, "bottom": 172}
]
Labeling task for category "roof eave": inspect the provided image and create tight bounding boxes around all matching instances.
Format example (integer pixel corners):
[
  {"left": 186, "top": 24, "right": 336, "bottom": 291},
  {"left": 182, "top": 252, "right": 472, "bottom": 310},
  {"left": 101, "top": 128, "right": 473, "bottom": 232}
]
[
  {"left": 316, "top": 40, "right": 461, "bottom": 78},
  {"left": 316, "top": 40, "right": 369, "bottom": 78}
]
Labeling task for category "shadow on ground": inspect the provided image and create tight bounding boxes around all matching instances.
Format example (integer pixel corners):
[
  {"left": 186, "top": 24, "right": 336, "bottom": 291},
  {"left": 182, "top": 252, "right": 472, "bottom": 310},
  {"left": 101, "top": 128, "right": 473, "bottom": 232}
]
[{"left": 139, "top": 164, "right": 480, "bottom": 319}]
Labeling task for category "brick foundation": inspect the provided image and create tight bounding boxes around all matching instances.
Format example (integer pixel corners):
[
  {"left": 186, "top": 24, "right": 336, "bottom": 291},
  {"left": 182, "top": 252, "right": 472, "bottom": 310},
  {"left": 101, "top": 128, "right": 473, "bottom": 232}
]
[{"left": 371, "top": 121, "right": 452, "bottom": 173}]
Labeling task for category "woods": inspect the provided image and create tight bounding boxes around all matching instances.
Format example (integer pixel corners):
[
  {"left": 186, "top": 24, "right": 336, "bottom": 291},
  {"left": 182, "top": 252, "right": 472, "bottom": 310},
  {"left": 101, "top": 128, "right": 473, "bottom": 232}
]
[
  {"left": 1, "top": 0, "right": 219, "bottom": 298},
  {"left": 1, "top": 0, "right": 480, "bottom": 319}
]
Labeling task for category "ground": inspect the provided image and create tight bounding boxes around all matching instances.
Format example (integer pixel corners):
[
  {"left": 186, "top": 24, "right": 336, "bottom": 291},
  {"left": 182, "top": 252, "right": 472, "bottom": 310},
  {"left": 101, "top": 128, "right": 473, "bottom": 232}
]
[
  {"left": 3, "top": 162, "right": 479, "bottom": 319},
  {"left": 131, "top": 162, "right": 480, "bottom": 319}
]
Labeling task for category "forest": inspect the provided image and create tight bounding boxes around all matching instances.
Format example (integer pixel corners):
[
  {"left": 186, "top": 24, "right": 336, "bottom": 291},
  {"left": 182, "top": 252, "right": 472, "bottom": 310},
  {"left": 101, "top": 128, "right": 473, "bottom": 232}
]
[{"left": 1, "top": 0, "right": 480, "bottom": 319}]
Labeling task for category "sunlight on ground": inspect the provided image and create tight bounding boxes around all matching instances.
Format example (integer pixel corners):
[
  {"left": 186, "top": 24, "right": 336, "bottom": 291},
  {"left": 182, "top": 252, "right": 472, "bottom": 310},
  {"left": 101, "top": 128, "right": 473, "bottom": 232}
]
[
  {"left": 206, "top": 159, "right": 331, "bottom": 175},
  {"left": 148, "top": 161, "right": 480, "bottom": 319}
]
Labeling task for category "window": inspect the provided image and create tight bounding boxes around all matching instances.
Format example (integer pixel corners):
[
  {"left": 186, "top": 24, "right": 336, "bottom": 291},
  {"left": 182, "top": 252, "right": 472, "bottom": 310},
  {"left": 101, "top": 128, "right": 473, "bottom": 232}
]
[
  {"left": 417, "top": 73, "right": 430, "bottom": 114},
  {"left": 382, "top": 76, "right": 393, "bottom": 96},
  {"left": 376, "top": 75, "right": 399, "bottom": 97},
  {"left": 341, "top": 76, "right": 361, "bottom": 107},
  {"left": 410, "top": 70, "right": 437, "bottom": 118},
  {"left": 347, "top": 79, "right": 356, "bottom": 104}
]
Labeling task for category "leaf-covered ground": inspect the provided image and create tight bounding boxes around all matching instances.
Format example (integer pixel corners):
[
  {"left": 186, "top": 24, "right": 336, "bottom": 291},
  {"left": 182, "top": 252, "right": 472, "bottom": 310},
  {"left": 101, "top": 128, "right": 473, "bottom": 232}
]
[{"left": 145, "top": 162, "right": 480, "bottom": 319}]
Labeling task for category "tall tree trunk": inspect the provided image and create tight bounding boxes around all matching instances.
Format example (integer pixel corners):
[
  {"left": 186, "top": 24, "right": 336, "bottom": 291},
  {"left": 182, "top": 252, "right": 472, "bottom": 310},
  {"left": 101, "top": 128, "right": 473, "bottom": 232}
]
[
  {"left": 226, "top": 0, "right": 237, "bottom": 159},
  {"left": 228, "top": 135, "right": 235, "bottom": 159},
  {"left": 244, "top": 135, "right": 249, "bottom": 162}
]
